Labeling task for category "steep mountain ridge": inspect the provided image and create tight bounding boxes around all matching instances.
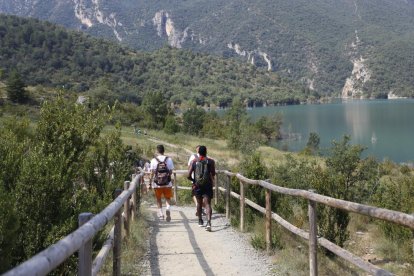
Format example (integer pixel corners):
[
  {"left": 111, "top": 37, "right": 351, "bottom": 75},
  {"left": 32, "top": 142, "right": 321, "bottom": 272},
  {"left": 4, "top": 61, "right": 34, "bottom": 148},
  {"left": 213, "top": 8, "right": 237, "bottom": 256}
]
[
  {"left": 0, "top": 14, "right": 305, "bottom": 107},
  {"left": 1, "top": 0, "right": 414, "bottom": 98}
]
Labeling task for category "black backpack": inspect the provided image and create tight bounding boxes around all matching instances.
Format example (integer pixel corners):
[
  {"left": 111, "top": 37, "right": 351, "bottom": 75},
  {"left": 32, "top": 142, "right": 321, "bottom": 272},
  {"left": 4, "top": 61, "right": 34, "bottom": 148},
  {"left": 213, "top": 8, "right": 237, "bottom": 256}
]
[
  {"left": 195, "top": 158, "right": 209, "bottom": 187},
  {"left": 154, "top": 156, "right": 171, "bottom": 186}
]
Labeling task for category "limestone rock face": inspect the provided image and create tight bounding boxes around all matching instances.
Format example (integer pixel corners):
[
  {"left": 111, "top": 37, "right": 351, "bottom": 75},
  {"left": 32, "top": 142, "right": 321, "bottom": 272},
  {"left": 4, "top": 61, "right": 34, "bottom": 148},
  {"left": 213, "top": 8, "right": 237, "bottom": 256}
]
[
  {"left": 342, "top": 57, "right": 371, "bottom": 98},
  {"left": 2, "top": 0, "right": 414, "bottom": 97},
  {"left": 227, "top": 42, "right": 273, "bottom": 71},
  {"left": 342, "top": 30, "right": 371, "bottom": 99},
  {"left": 73, "top": 0, "right": 124, "bottom": 41},
  {"left": 152, "top": 10, "right": 205, "bottom": 48},
  {"left": 153, "top": 10, "right": 183, "bottom": 48}
]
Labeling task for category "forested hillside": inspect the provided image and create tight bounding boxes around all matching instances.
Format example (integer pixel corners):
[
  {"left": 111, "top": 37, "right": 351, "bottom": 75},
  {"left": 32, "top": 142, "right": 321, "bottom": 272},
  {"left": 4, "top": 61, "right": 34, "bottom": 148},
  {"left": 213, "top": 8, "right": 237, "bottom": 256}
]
[
  {"left": 1, "top": 0, "right": 414, "bottom": 98},
  {"left": 0, "top": 15, "right": 306, "bottom": 107}
]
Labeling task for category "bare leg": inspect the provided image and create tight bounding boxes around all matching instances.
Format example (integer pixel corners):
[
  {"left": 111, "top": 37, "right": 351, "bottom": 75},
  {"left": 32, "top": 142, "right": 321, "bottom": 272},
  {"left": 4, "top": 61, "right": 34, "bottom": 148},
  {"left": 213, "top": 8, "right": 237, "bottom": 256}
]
[
  {"left": 156, "top": 197, "right": 162, "bottom": 209},
  {"left": 196, "top": 197, "right": 203, "bottom": 221},
  {"left": 165, "top": 197, "right": 171, "bottom": 222},
  {"left": 155, "top": 193, "right": 163, "bottom": 218},
  {"left": 193, "top": 195, "right": 199, "bottom": 215},
  {"left": 203, "top": 196, "right": 212, "bottom": 222}
]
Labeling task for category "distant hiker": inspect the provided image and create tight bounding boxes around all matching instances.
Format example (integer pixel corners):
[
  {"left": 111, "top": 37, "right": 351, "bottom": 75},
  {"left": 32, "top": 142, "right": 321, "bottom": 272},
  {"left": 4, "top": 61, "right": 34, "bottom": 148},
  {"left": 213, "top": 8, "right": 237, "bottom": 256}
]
[
  {"left": 188, "top": 145, "right": 206, "bottom": 217},
  {"left": 142, "top": 160, "right": 151, "bottom": 194},
  {"left": 150, "top": 144, "right": 174, "bottom": 222},
  {"left": 188, "top": 145, "right": 216, "bottom": 231}
]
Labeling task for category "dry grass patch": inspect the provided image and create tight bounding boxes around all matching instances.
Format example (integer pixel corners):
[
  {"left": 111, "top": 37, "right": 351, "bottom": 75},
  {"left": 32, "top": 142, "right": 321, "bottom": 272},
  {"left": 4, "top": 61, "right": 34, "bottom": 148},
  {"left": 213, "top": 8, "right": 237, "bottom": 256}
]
[{"left": 99, "top": 208, "right": 151, "bottom": 275}]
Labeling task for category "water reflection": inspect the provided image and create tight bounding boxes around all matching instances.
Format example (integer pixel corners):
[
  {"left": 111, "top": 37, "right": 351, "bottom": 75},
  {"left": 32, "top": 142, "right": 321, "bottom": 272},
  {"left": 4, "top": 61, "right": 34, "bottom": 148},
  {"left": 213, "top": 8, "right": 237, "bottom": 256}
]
[
  {"left": 246, "top": 99, "right": 414, "bottom": 163},
  {"left": 343, "top": 100, "right": 371, "bottom": 143}
]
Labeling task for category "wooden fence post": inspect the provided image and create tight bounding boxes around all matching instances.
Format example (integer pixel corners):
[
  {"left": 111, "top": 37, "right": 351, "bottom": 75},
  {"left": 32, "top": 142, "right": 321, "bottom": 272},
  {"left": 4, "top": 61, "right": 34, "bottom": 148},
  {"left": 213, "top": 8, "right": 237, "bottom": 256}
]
[
  {"left": 226, "top": 174, "right": 231, "bottom": 219},
  {"left": 131, "top": 174, "right": 137, "bottom": 221},
  {"left": 240, "top": 180, "right": 245, "bottom": 232},
  {"left": 113, "top": 188, "right": 123, "bottom": 276},
  {"left": 308, "top": 189, "right": 318, "bottom": 276},
  {"left": 78, "top": 212, "right": 93, "bottom": 276},
  {"left": 265, "top": 188, "right": 272, "bottom": 254},
  {"left": 124, "top": 181, "right": 130, "bottom": 238},
  {"left": 173, "top": 172, "right": 178, "bottom": 205},
  {"left": 412, "top": 213, "right": 414, "bottom": 259},
  {"left": 214, "top": 174, "right": 218, "bottom": 205}
]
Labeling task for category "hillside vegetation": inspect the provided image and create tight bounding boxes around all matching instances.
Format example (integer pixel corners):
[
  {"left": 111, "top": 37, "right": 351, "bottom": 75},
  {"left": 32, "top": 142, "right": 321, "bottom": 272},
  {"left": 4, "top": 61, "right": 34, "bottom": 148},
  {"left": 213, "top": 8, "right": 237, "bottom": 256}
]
[
  {"left": 0, "top": 15, "right": 306, "bottom": 107},
  {"left": 1, "top": 0, "right": 414, "bottom": 97}
]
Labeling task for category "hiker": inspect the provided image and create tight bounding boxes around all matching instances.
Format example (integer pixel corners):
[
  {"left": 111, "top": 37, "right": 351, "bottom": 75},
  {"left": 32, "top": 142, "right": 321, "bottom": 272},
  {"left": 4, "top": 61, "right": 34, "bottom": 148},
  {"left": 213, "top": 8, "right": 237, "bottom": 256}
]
[
  {"left": 188, "top": 145, "right": 216, "bottom": 231},
  {"left": 188, "top": 145, "right": 206, "bottom": 217},
  {"left": 141, "top": 160, "right": 151, "bottom": 194},
  {"left": 149, "top": 144, "right": 174, "bottom": 222}
]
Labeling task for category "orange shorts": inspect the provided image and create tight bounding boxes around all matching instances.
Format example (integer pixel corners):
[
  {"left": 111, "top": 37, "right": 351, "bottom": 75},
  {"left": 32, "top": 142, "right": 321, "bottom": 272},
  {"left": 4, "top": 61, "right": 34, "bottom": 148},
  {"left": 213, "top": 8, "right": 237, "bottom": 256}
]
[{"left": 154, "top": 187, "right": 173, "bottom": 200}]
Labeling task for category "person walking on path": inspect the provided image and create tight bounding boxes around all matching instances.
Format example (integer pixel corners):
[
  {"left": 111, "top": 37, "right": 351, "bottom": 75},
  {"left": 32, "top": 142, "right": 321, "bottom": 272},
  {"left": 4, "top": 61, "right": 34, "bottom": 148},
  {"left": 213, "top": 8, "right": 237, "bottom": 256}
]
[
  {"left": 149, "top": 144, "right": 174, "bottom": 222},
  {"left": 188, "top": 145, "right": 216, "bottom": 231},
  {"left": 188, "top": 145, "right": 206, "bottom": 217}
]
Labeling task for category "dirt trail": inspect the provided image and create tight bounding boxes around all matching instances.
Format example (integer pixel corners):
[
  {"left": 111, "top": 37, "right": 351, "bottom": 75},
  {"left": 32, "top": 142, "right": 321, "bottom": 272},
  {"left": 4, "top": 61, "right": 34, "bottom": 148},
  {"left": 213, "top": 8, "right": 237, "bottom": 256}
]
[{"left": 139, "top": 205, "right": 275, "bottom": 276}]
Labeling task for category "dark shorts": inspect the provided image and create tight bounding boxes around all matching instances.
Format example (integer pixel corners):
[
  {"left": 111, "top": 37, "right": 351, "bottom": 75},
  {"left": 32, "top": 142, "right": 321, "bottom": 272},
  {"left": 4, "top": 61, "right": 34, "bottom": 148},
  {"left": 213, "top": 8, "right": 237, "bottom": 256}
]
[{"left": 193, "top": 184, "right": 213, "bottom": 199}]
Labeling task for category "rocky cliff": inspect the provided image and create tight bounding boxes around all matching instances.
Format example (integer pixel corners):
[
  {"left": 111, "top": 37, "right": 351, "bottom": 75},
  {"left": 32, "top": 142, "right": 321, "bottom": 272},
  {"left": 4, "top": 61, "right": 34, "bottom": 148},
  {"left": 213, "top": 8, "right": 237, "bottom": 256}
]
[{"left": 1, "top": 0, "right": 414, "bottom": 98}]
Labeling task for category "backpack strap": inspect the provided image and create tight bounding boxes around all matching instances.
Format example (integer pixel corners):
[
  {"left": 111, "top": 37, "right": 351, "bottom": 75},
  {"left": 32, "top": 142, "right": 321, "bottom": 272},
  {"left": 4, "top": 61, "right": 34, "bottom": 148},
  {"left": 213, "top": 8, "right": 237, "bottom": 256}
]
[{"left": 155, "top": 156, "right": 168, "bottom": 163}]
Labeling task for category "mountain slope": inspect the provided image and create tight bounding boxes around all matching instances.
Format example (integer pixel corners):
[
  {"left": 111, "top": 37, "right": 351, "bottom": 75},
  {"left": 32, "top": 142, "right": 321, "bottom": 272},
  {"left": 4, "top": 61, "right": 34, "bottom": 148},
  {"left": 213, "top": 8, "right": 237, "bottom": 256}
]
[
  {"left": 0, "top": 14, "right": 305, "bottom": 107},
  {"left": 1, "top": 0, "right": 414, "bottom": 98}
]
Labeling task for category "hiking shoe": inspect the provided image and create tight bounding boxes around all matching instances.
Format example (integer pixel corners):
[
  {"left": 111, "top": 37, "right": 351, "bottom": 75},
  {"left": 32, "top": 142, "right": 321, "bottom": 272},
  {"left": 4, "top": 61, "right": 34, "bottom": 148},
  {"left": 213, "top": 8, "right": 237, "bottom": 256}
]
[
  {"left": 198, "top": 219, "right": 204, "bottom": 227},
  {"left": 166, "top": 210, "right": 171, "bottom": 222},
  {"left": 205, "top": 222, "right": 211, "bottom": 232}
]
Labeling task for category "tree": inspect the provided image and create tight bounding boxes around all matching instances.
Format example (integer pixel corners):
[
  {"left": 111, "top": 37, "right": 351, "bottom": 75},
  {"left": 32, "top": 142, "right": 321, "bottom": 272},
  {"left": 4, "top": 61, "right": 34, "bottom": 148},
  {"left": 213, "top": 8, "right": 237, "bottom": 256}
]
[
  {"left": 164, "top": 115, "right": 180, "bottom": 134},
  {"left": 200, "top": 111, "right": 225, "bottom": 138},
  {"left": 182, "top": 107, "right": 206, "bottom": 134},
  {"left": 226, "top": 98, "right": 247, "bottom": 150},
  {"left": 6, "top": 70, "right": 28, "bottom": 103},
  {"left": 304, "top": 132, "right": 320, "bottom": 155},
  {"left": 141, "top": 92, "right": 168, "bottom": 129},
  {"left": 313, "top": 136, "right": 378, "bottom": 248},
  {"left": 255, "top": 114, "right": 283, "bottom": 142},
  {"left": 0, "top": 96, "right": 137, "bottom": 273}
]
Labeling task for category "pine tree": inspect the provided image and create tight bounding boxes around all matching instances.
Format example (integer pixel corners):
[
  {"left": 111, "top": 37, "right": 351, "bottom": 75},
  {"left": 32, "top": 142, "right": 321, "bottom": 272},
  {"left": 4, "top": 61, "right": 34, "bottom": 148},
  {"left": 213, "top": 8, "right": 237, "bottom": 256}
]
[{"left": 6, "top": 70, "right": 28, "bottom": 103}]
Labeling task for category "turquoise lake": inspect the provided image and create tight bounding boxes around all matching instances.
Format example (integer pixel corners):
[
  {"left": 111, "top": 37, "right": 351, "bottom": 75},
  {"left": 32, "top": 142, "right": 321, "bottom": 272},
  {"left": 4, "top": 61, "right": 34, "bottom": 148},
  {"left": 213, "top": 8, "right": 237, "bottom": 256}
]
[{"left": 247, "top": 99, "right": 414, "bottom": 164}]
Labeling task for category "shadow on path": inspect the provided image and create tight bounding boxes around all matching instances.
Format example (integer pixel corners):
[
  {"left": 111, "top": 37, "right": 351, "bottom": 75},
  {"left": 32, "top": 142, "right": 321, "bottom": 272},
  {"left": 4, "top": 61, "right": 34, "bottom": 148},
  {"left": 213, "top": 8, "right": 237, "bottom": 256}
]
[
  {"left": 149, "top": 212, "right": 161, "bottom": 276},
  {"left": 179, "top": 211, "right": 214, "bottom": 275}
]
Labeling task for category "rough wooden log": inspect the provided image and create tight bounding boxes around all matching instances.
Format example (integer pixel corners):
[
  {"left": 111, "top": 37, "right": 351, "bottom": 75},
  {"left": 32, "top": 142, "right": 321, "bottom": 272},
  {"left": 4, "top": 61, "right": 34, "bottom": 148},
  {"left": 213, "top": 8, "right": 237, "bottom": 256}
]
[
  {"left": 226, "top": 175, "right": 231, "bottom": 219},
  {"left": 240, "top": 180, "right": 245, "bottom": 232},
  {"left": 131, "top": 174, "right": 137, "bottom": 220},
  {"left": 173, "top": 172, "right": 178, "bottom": 204},
  {"left": 256, "top": 179, "right": 414, "bottom": 229},
  {"left": 92, "top": 226, "right": 114, "bottom": 276},
  {"left": 113, "top": 188, "right": 123, "bottom": 276},
  {"left": 78, "top": 213, "right": 94, "bottom": 276},
  {"left": 3, "top": 171, "right": 143, "bottom": 276},
  {"left": 123, "top": 181, "right": 130, "bottom": 238},
  {"left": 265, "top": 189, "right": 272, "bottom": 254},
  {"left": 214, "top": 174, "right": 218, "bottom": 205},
  {"left": 308, "top": 191, "right": 318, "bottom": 276}
]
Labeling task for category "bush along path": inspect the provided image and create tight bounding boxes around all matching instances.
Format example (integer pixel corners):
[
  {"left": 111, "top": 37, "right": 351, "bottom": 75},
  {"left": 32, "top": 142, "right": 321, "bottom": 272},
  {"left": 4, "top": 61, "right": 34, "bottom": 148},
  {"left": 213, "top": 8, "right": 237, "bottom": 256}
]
[{"left": 138, "top": 204, "right": 276, "bottom": 276}]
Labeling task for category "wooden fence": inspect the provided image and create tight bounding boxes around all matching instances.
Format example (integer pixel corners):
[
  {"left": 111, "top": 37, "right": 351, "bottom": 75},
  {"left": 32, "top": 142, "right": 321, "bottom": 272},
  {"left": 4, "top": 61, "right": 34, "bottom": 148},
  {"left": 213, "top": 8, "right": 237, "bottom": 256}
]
[
  {"left": 171, "top": 169, "right": 414, "bottom": 276},
  {"left": 4, "top": 171, "right": 145, "bottom": 276},
  {"left": 5, "top": 168, "right": 414, "bottom": 276}
]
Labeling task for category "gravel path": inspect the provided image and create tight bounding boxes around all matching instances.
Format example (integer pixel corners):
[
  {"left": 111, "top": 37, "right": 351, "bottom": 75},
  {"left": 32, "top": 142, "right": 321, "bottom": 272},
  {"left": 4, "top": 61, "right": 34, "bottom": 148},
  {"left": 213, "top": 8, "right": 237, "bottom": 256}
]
[{"left": 139, "top": 205, "right": 275, "bottom": 276}]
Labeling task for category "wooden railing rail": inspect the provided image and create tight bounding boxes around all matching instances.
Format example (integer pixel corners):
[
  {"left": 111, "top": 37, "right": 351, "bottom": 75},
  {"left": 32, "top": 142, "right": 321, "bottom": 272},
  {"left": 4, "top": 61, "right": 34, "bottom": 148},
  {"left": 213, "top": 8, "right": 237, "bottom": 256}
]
[
  {"left": 4, "top": 171, "right": 144, "bottom": 276},
  {"left": 171, "top": 169, "right": 414, "bottom": 275},
  {"left": 6, "top": 165, "right": 413, "bottom": 276}
]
